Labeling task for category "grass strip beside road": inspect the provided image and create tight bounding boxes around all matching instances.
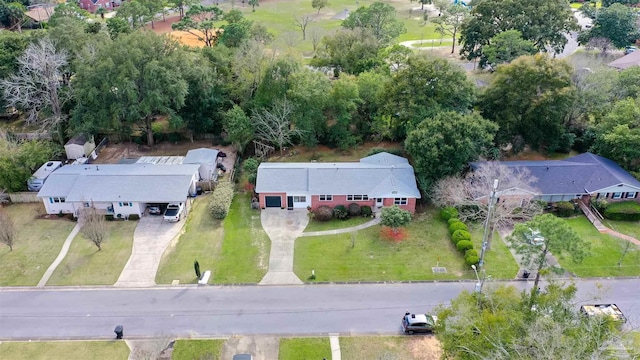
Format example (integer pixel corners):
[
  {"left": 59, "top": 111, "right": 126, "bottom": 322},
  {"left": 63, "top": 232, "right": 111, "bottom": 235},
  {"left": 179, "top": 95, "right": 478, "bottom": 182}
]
[
  {"left": 46, "top": 220, "right": 136, "bottom": 286},
  {"left": 340, "top": 336, "right": 442, "bottom": 360},
  {"left": 304, "top": 216, "right": 371, "bottom": 232},
  {"left": 0, "top": 341, "right": 130, "bottom": 360},
  {"left": 0, "top": 203, "right": 75, "bottom": 286},
  {"left": 171, "top": 339, "right": 224, "bottom": 360},
  {"left": 469, "top": 227, "right": 520, "bottom": 279},
  {"left": 278, "top": 337, "right": 332, "bottom": 360}
]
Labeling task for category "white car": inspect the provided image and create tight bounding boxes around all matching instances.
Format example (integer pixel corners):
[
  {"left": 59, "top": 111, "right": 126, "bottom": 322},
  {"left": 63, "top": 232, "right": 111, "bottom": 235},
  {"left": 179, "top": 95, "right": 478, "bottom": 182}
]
[{"left": 163, "top": 203, "right": 184, "bottom": 222}]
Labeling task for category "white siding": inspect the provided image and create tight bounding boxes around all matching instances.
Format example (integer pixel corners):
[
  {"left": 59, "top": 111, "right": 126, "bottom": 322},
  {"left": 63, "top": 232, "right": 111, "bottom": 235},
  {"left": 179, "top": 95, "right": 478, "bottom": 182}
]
[
  {"left": 43, "top": 198, "right": 76, "bottom": 214},
  {"left": 64, "top": 144, "right": 85, "bottom": 160},
  {"left": 592, "top": 184, "right": 640, "bottom": 194},
  {"left": 113, "top": 201, "right": 144, "bottom": 217},
  {"left": 288, "top": 193, "right": 310, "bottom": 208}
]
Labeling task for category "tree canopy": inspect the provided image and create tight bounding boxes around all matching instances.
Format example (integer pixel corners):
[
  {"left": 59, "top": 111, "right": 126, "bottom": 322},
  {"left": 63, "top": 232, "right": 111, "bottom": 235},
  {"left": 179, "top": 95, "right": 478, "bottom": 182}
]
[
  {"left": 578, "top": 3, "right": 639, "bottom": 49},
  {"left": 341, "top": 2, "right": 406, "bottom": 45}
]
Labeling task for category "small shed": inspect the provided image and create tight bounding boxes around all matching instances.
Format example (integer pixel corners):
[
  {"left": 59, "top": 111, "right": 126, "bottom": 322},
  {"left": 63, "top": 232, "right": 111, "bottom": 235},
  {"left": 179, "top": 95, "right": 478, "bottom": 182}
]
[
  {"left": 64, "top": 134, "right": 96, "bottom": 160},
  {"left": 183, "top": 148, "right": 219, "bottom": 181}
]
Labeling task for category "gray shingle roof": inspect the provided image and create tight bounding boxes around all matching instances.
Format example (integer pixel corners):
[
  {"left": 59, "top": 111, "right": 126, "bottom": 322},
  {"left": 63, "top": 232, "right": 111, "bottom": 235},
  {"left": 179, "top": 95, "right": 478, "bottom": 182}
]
[
  {"left": 37, "top": 164, "right": 200, "bottom": 203},
  {"left": 255, "top": 152, "right": 421, "bottom": 198},
  {"left": 183, "top": 148, "right": 219, "bottom": 165}
]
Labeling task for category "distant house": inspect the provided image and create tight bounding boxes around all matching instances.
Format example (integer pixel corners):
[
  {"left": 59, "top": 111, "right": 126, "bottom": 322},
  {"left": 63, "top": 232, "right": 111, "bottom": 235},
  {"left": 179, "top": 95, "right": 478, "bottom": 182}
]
[
  {"left": 183, "top": 148, "right": 220, "bottom": 181},
  {"left": 24, "top": 5, "right": 55, "bottom": 24},
  {"left": 472, "top": 153, "right": 640, "bottom": 203},
  {"left": 607, "top": 50, "right": 640, "bottom": 70},
  {"left": 255, "top": 152, "right": 421, "bottom": 213},
  {"left": 37, "top": 164, "right": 199, "bottom": 218},
  {"left": 64, "top": 134, "right": 96, "bottom": 160},
  {"left": 78, "top": 0, "right": 121, "bottom": 13}
]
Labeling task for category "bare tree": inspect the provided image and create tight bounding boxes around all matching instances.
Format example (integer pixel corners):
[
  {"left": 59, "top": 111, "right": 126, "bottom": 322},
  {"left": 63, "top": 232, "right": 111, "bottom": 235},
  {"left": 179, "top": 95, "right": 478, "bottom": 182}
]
[
  {"left": 293, "top": 15, "right": 312, "bottom": 40},
  {"left": 279, "top": 31, "right": 300, "bottom": 49},
  {"left": 431, "top": 162, "right": 543, "bottom": 229},
  {"left": 253, "top": 98, "right": 304, "bottom": 155},
  {"left": 588, "top": 37, "right": 613, "bottom": 57},
  {"left": 78, "top": 206, "right": 108, "bottom": 251},
  {"left": 0, "top": 210, "right": 16, "bottom": 251},
  {"left": 1, "top": 38, "right": 69, "bottom": 131},
  {"left": 308, "top": 27, "right": 324, "bottom": 53}
]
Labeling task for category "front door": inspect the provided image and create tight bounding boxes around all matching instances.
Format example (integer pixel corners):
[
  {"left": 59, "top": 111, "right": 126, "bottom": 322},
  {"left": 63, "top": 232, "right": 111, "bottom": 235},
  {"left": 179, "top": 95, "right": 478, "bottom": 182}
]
[
  {"left": 376, "top": 198, "right": 383, "bottom": 208},
  {"left": 287, "top": 196, "right": 294, "bottom": 210}
]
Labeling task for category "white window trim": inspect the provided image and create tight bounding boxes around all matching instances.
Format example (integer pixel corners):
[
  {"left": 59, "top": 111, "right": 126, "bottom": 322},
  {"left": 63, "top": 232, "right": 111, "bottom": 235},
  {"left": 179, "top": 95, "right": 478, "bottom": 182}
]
[
  {"left": 394, "top": 197, "right": 408, "bottom": 205},
  {"left": 319, "top": 195, "right": 333, "bottom": 201},
  {"left": 626, "top": 192, "right": 637, "bottom": 199},
  {"left": 347, "top": 195, "right": 369, "bottom": 201},
  {"left": 293, "top": 196, "right": 306, "bottom": 203},
  {"left": 612, "top": 192, "right": 622, "bottom": 199}
]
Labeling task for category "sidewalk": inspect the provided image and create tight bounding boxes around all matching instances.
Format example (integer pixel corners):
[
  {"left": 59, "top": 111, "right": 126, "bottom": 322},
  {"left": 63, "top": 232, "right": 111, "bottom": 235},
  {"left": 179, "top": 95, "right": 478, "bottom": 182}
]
[
  {"left": 37, "top": 224, "right": 81, "bottom": 287},
  {"left": 300, "top": 217, "right": 381, "bottom": 237}
]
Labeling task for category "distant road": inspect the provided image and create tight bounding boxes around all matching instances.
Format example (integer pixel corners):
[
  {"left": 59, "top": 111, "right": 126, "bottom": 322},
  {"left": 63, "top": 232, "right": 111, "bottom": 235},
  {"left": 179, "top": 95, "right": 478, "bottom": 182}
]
[{"left": 0, "top": 279, "right": 638, "bottom": 340}]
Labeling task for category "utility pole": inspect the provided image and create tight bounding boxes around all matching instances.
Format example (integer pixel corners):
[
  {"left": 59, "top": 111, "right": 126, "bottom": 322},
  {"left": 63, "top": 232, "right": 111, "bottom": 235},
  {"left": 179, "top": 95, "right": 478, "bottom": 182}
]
[{"left": 478, "top": 179, "right": 499, "bottom": 269}]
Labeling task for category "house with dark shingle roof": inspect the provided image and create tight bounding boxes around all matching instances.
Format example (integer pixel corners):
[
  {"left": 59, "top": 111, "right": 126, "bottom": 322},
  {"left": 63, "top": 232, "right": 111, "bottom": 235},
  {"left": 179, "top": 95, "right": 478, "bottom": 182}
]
[
  {"left": 472, "top": 153, "right": 640, "bottom": 203},
  {"left": 255, "top": 152, "right": 421, "bottom": 212}
]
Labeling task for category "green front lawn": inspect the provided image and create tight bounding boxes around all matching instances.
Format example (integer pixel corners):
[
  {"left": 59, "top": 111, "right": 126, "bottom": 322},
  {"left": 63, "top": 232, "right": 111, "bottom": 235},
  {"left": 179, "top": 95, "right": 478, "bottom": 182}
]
[
  {"left": 469, "top": 227, "right": 520, "bottom": 280},
  {"left": 171, "top": 339, "right": 225, "bottom": 360},
  {"left": 46, "top": 220, "right": 137, "bottom": 286},
  {"left": 0, "top": 341, "right": 130, "bottom": 360},
  {"left": 605, "top": 220, "right": 640, "bottom": 240},
  {"left": 304, "top": 216, "right": 372, "bottom": 232},
  {"left": 560, "top": 217, "right": 640, "bottom": 277},
  {"left": 0, "top": 203, "right": 75, "bottom": 286},
  {"left": 341, "top": 336, "right": 441, "bottom": 360},
  {"left": 295, "top": 208, "right": 481, "bottom": 282},
  {"left": 278, "top": 338, "right": 332, "bottom": 360}
]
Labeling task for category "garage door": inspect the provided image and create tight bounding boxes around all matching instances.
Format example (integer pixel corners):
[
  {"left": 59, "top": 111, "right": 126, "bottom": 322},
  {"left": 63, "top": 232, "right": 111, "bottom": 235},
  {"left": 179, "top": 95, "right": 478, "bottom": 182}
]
[{"left": 265, "top": 196, "right": 282, "bottom": 208}]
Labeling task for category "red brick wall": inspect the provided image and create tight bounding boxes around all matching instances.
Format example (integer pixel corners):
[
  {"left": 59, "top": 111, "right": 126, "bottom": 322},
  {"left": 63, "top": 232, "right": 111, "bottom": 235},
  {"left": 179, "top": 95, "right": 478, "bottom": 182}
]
[
  {"left": 259, "top": 193, "right": 286, "bottom": 209},
  {"left": 382, "top": 197, "right": 417, "bottom": 213},
  {"left": 310, "top": 195, "right": 375, "bottom": 211}
]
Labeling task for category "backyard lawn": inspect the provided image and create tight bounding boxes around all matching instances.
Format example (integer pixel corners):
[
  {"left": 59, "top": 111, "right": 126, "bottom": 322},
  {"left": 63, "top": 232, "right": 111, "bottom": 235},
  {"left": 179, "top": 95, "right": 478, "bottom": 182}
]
[
  {"left": 295, "top": 207, "right": 486, "bottom": 282},
  {"left": 46, "top": 220, "right": 136, "bottom": 286},
  {"left": 278, "top": 337, "right": 332, "bottom": 360},
  {"left": 0, "top": 203, "right": 75, "bottom": 286},
  {"left": 340, "top": 336, "right": 442, "bottom": 360},
  {"left": 0, "top": 341, "right": 130, "bottom": 360},
  {"left": 559, "top": 217, "right": 640, "bottom": 277},
  {"left": 171, "top": 339, "right": 225, "bottom": 360},
  {"left": 304, "top": 216, "right": 372, "bottom": 232},
  {"left": 269, "top": 142, "right": 404, "bottom": 163}
]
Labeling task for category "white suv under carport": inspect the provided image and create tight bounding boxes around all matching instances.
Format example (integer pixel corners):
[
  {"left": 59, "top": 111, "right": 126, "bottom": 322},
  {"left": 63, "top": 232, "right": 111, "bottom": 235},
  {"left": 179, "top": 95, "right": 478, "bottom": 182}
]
[{"left": 163, "top": 203, "right": 184, "bottom": 222}]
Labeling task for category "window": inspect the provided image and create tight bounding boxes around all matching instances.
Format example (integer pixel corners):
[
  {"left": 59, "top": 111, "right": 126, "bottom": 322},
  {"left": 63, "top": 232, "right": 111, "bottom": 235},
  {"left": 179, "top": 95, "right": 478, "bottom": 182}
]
[
  {"left": 119, "top": 202, "right": 132, "bottom": 207},
  {"left": 319, "top": 195, "right": 333, "bottom": 201},
  {"left": 293, "top": 196, "right": 306, "bottom": 202},
  {"left": 626, "top": 192, "right": 637, "bottom": 199},
  {"left": 612, "top": 193, "right": 622, "bottom": 199},
  {"left": 84, "top": 202, "right": 91, "bottom": 208},
  {"left": 394, "top": 198, "right": 408, "bottom": 205},
  {"left": 347, "top": 195, "right": 369, "bottom": 201},
  {"left": 51, "top": 197, "right": 65, "bottom": 203}
]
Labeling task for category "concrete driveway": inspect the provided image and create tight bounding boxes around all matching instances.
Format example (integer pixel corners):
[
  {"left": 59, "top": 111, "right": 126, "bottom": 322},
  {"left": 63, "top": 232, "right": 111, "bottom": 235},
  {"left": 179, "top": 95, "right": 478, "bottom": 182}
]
[
  {"left": 259, "top": 209, "right": 309, "bottom": 285},
  {"left": 115, "top": 215, "right": 185, "bottom": 287},
  {"left": 220, "top": 336, "right": 279, "bottom": 360}
]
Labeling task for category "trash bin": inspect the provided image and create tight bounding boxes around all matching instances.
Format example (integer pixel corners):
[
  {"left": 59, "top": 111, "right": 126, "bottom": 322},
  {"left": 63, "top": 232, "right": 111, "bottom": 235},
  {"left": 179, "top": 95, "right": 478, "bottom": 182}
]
[
  {"left": 114, "top": 325, "right": 123, "bottom": 339},
  {"left": 522, "top": 270, "right": 530, "bottom": 279}
]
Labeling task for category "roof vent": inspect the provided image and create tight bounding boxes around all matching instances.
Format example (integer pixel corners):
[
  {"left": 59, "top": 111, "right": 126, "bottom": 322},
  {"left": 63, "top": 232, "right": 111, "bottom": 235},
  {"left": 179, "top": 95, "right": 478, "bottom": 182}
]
[{"left": 546, "top": 166, "right": 549, "bottom": 170}]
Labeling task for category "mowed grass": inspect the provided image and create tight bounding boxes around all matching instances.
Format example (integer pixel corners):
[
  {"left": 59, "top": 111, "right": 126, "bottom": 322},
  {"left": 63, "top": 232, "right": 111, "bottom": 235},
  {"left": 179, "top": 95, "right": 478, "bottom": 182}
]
[
  {"left": 560, "top": 216, "right": 640, "bottom": 277},
  {"left": 605, "top": 220, "right": 640, "bottom": 240},
  {"left": 46, "top": 220, "right": 136, "bottom": 285},
  {"left": 469, "top": 227, "right": 520, "bottom": 279},
  {"left": 269, "top": 142, "right": 404, "bottom": 163},
  {"left": 171, "top": 339, "right": 225, "bottom": 360},
  {"left": 304, "top": 216, "right": 372, "bottom": 232},
  {"left": 340, "top": 336, "right": 442, "bottom": 360},
  {"left": 0, "top": 203, "right": 75, "bottom": 286},
  {"left": 212, "top": 192, "right": 271, "bottom": 283},
  {"left": 156, "top": 194, "right": 224, "bottom": 284},
  {"left": 0, "top": 341, "right": 130, "bottom": 360},
  {"left": 295, "top": 207, "right": 479, "bottom": 282},
  {"left": 278, "top": 337, "right": 332, "bottom": 360}
]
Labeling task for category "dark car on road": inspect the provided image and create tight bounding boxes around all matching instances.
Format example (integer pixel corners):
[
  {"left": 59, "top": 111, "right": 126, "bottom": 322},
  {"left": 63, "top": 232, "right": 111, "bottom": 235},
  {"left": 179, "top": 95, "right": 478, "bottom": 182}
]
[{"left": 402, "top": 313, "right": 437, "bottom": 334}]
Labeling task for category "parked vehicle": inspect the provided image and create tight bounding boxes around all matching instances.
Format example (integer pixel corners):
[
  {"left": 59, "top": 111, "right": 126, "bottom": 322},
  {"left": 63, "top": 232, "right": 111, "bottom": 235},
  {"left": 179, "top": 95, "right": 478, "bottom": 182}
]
[
  {"left": 27, "top": 161, "right": 62, "bottom": 191},
  {"left": 147, "top": 204, "right": 162, "bottom": 215},
  {"left": 163, "top": 203, "right": 184, "bottom": 222},
  {"left": 624, "top": 46, "right": 637, "bottom": 55},
  {"left": 232, "top": 355, "right": 253, "bottom": 360},
  {"left": 402, "top": 312, "right": 437, "bottom": 334},
  {"left": 580, "top": 304, "right": 627, "bottom": 323}
]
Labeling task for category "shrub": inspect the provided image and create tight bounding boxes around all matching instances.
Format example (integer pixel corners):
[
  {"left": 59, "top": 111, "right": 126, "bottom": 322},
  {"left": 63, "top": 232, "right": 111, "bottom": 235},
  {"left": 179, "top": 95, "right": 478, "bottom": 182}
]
[
  {"left": 243, "top": 158, "right": 260, "bottom": 174},
  {"left": 333, "top": 205, "right": 349, "bottom": 220},
  {"left": 440, "top": 206, "right": 459, "bottom": 221},
  {"left": 348, "top": 203, "right": 361, "bottom": 217},
  {"left": 366, "top": 147, "right": 404, "bottom": 157},
  {"left": 361, "top": 205, "right": 373, "bottom": 217},
  {"left": 127, "top": 214, "right": 140, "bottom": 221},
  {"left": 447, "top": 217, "right": 461, "bottom": 225},
  {"left": 555, "top": 201, "right": 576, "bottom": 217},
  {"left": 209, "top": 181, "right": 234, "bottom": 219},
  {"left": 449, "top": 221, "right": 468, "bottom": 234},
  {"left": 465, "top": 249, "right": 479, "bottom": 265},
  {"left": 452, "top": 229, "right": 471, "bottom": 244},
  {"left": 591, "top": 198, "right": 608, "bottom": 213},
  {"left": 105, "top": 215, "right": 114, "bottom": 221},
  {"left": 456, "top": 240, "right": 473, "bottom": 252},
  {"left": 604, "top": 201, "right": 640, "bottom": 221},
  {"left": 247, "top": 173, "right": 257, "bottom": 185},
  {"left": 464, "top": 249, "right": 478, "bottom": 258},
  {"left": 314, "top": 205, "right": 334, "bottom": 221}
]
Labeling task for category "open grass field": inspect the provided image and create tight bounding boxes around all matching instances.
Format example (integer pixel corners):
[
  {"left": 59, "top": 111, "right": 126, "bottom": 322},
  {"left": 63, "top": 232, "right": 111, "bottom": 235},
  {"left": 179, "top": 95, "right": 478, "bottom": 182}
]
[
  {"left": 340, "top": 336, "right": 442, "bottom": 360},
  {"left": 0, "top": 203, "right": 75, "bottom": 286},
  {"left": 294, "top": 207, "right": 483, "bottom": 282},
  {"left": 171, "top": 339, "right": 225, "bottom": 360},
  {"left": 304, "top": 215, "right": 371, "bottom": 232},
  {"left": 560, "top": 216, "right": 640, "bottom": 277},
  {"left": 46, "top": 220, "right": 137, "bottom": 286},
  {"left": 0, "top": 341, "right": 130, "bottom": 360},
  {"left": 278, "top": 337, "right": 332, "bottom": 360}
]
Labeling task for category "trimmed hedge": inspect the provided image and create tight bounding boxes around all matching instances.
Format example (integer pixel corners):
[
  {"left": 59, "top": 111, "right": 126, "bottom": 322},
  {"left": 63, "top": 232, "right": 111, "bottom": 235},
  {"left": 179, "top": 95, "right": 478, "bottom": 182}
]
[
  {"left": 456, "top": 240, "right": 473, "bottom": 252},
  {"left": 333, "top": 205, "right": 349, "bottom": 220},
  {"left": 465, "top": 248, "right": 479, "bottom": 266},
  {"left": 366, "top": 147, "right": 404, "bottom": 157},
  {"left": 556, "top": 201, "right": 576, "bottom": 217},
  {"left": 452, "top": 229, "right": 471, "bottom": 244},
  {"left": 209, "top": 181, "right": 235, "bottom": 219},
  {"left": 348, "top": 203, "right": 361, "bottom": 217},
  {"left": 449, "top": 221, "right": 468, "bottom": 234},
  {"left": 604, "top": 201, "right": 640, "bottom": 221},
  {"left": 361, "top": 205, "right": 373, "bottom": 217},
  {"left": 314, "top": 205, "right": 334, "bottom": 221},
  {"left": 447, "top": 218, "right": 461, "bottom": 225},
  {"left": 440, "top": 206, "right": 459, "bottom": 221}
]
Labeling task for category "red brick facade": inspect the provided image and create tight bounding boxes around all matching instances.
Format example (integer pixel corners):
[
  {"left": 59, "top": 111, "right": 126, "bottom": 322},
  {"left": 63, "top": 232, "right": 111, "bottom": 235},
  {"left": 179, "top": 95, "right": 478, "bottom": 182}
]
[
  {"left": 258, "top": 192, "right": 286, "bottom": 209},
  {"left": 259, "top": 193, "right": 417, "bottom": 213}
]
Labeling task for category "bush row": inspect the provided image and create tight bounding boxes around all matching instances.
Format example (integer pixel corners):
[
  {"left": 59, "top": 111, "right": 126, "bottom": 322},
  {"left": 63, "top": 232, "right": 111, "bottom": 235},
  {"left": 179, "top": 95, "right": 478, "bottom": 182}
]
[
  {"left": 443, "top": 210, "right": 478, "bottom": 266},
  {"left": 603, "top": 201, "right": 640, "bottom": 221},
  {"left": 209, "top": 180, "right": 235, "bottom": 219},
  {"left": 313, "top": 204, "right": 373, "bottom": 221},
  {"left": 555, "top": 201, "right": 577, "bottom": 217}
]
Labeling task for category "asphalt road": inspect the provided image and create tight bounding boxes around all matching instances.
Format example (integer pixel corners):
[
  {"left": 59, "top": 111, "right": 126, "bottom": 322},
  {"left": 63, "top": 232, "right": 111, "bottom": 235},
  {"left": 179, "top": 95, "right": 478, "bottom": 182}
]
[{"left": 0, "top": 279, "right": 637, "bottom": 340}]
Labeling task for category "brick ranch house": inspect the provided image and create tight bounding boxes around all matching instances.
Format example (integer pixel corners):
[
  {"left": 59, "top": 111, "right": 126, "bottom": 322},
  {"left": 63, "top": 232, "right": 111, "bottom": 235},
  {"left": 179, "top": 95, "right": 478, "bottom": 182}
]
[
  {"left": 255, "top": 152, "right": 422, "bottom": 213},
  {"left": 471, "top": 153, "right": 640, "bottom": 204},
  {"left": 78, "top": 0, "right": 122, "bottom": 13}
]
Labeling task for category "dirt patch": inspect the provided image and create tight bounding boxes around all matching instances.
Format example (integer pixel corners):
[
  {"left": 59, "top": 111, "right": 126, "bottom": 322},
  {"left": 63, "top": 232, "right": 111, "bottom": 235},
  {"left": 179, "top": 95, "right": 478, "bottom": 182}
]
[
  {"left": 408, "top": 336, "right": 443, "bottom": 360},
  {"left": 146, "top": 15, "right": 206, "bottom": 47}
]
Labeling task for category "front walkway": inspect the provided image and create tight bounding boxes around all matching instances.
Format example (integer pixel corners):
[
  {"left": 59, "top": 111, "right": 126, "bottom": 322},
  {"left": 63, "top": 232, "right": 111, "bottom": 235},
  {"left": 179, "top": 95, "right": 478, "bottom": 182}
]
[
  {"left": 37, "top": 224, "right": 81, "bottom": 287},
  {"left": 115, "top": 216, "right": 185, "bottom": 287},
  {"left": 578, "top": 201, "right": 640, "bottom": 246},
  {"left": 300, "top": 217, "right": 381, "bottom": 237}
]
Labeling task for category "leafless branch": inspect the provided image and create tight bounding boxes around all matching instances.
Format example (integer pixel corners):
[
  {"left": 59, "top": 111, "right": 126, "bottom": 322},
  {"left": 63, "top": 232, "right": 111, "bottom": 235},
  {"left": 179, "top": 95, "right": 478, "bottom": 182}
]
[
  {"left": 0, "top": 210, "right": 16, "bottom": 251},
  {"left": 78, "top": 206, "right": 108, "bottom": 251},
  {"left": 293, "top": 15, "right": 312, "bottom": 40},
  {"left": 252, "top": 98, "right": 303, "bottom": 155}
]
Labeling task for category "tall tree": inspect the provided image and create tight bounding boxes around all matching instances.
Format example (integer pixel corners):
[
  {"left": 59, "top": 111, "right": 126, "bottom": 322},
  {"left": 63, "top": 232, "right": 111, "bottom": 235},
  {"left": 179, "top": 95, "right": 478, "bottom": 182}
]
[
  {"left": 578, "top": 3, "right": 639, "bottom": 49},
  {"left": 293, "top": 15, "right": 312, "bottom": 40},
  {"left": 254, "top": 56, "right": 302, "bottom": 108},
  {"left": 480, "top": 30, "right": 537, "bottom": 70},
  {"left": 79, "top": 206, "right": 108, "bottom": 251},
  {"left": 341, "top": 2, "right": 406, "bottom": 45},
  {"left": 310, "top": 28, "right": 383, "bottom": 75},
  {"left": 286, "top": 69, "right": 332, "bottom": 147},
  {"left": 138, "top": 0, "right": 163, "bottom": 29},
  {"left": 116, "top": 0, "right": 150, "bottom": 29},
  {"left": 72, "top": 32, "right": 189, "bottom": 147},
  {"left": 459, "top": 0, "right": 578, "bottom": 62},
  {"left": 0, "top": 30, "right": 30, "bottom": 80},
  {"left": 479, "top": 54, "right": 576, "bottom": 152},
  {"left": 171, "top": 5, "right": 224, "bottom": 47},
  {"left": 0, "top": 139, "right": 60, "bottom": 192},
  {"left": 327, "top": 74, "right": 360, "bottom": 149},
  {"left": 432, "top": 4, "right": 470, "bottom": 54},
  {"left": 311, "top": 0, "right": 328, "bottom": 14},
  {"left": 0, "top": 1, "right": 26, "bottom": 33},
  {"left": 0, "top": 210, "right": 16, "bottom": 251},
  {"left": 248, "top": 0, "right": 259, "bottom": 12},
  {"left": 219, "top": 9, "right": 253, "bottom": 48},
  {"left": 223, "top": 105, "right": 254, "bottom": 154},
  {"left": 405, "top": 111, "right": 498, "bottom": 192},
  {"left": 171, "top": 0, "right": 198, "bottom": 19},
  {"left": 252, "top": 98, "right": 303, "bottom": 155},
  {"left": 591, "top": 98, "right": 640, "bottom": 172}
]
